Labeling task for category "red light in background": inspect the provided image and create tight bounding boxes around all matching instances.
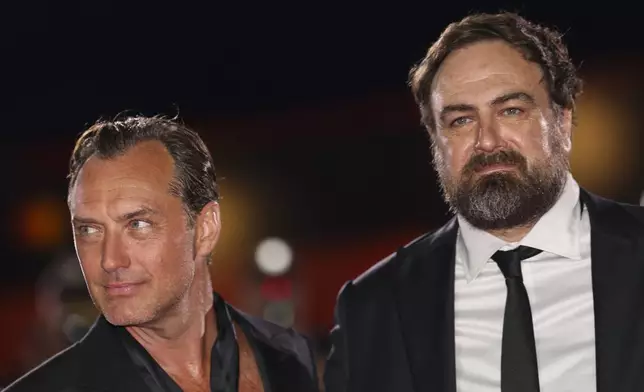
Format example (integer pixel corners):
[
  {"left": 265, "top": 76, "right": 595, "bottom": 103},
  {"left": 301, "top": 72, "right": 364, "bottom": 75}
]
[{"left": 260, "top": 276, "right": 293, "bottom": 301}]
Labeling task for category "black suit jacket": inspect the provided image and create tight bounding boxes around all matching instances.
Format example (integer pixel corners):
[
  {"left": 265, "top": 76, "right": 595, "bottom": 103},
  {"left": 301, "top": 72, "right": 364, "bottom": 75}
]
[
  {"left": 4, "top": 302, "right": 319, "bottom": 392},
  {"left": 325, "top": 190, "right": 644, "bottom": 392}
]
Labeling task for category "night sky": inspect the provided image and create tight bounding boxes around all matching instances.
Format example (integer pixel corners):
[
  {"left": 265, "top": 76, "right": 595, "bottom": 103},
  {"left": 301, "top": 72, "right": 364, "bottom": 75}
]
[{"left": 1, "top": 1, "right": 640, "bottom": 139}]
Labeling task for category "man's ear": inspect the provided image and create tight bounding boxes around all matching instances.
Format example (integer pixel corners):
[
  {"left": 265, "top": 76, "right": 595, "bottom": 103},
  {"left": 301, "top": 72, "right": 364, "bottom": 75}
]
[{"left": 194, "top": 201, "right": 221, "bottom": 260}]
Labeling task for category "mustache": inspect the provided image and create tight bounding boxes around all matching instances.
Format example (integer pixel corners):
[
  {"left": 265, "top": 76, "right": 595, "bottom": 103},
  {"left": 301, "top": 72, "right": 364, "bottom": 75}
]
[{"left": 463, "top": 150, "right": 528, "bottom": 175}]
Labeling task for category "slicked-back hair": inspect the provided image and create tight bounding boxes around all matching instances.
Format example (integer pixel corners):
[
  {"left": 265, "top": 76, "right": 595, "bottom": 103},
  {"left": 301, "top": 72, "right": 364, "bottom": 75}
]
[{"left": 67, "top": 115, "right": 219, "bottom": 227}]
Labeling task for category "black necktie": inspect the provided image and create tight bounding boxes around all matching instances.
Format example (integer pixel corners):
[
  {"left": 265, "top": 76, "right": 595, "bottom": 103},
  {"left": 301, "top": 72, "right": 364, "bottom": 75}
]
[{"left": 492, "top": 246, "right": 542, "bottom": 392}]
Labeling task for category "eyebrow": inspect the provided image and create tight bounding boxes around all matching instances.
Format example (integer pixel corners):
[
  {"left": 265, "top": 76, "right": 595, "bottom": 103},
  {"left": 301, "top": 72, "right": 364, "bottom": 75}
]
[
  {"left": 490, "top": 91, "right": 536, "bottom": 106},
  {"left": 438, "top": 91, "right": 536, "bottom": 124},
  {"left": 119, "top": 206, "right": 158, "bottom": 222},
  {"left": 72, "top": 206, "right": 159, "bottom": 225}
]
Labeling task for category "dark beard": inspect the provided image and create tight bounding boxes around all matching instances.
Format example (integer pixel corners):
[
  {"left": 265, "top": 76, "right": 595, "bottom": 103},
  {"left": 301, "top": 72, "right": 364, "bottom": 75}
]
[{"left": 450, "top": 150, "right": 567, "bottom": 230}]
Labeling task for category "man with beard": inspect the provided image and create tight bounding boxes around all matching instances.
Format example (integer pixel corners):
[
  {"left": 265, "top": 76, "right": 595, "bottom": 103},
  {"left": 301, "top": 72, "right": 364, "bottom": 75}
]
[
  {"left": 4, "top": 116, "right": 319, "bottom": 392},
  {"left": 324, "top": 12, "right": 644, "bottom": 392}
]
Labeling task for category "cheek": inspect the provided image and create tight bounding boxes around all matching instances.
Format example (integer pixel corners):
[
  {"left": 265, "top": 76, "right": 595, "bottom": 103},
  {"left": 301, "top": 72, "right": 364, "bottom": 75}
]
[
  {"left": 151, "top": 233, "right": 195, "bottom": 275},
  {"left": 438, "top": 136, "right": 470, "bottom": 176},
  {"left": 518, "top": 115, "right": 556, "bottom": 158},
  {"left": 75, "top": 243, "right": 101, "bottom": 281},
  {"left": 523, "top": 132, "right": 553, "bottom": 163},
  {"left": 450, "top": 150, "right": 469, "bottom": 175}
]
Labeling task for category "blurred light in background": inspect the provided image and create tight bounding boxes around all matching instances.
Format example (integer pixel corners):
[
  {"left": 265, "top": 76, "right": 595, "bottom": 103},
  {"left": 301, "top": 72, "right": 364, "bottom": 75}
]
[
  {"left": 260, "top": 276, "right": 293, "bottom": 301},
  {"left": 255, "top": 237, "right": 293, "bottom": 276},
  {"left": 17, "top": 196, "right": 67, "bottom": 250},
  {"left": 34, "top": 252, "right": 96, "bottom": 345},
  {"left": 263, "top": 300, "right": 295, "bottom": 328},
  {"left": 255, "top": 237, "right": 295, "bottom": 327},
  {"left": 208, "top": 181, "right": 260, "bottom": 305},
  {"left": 570, "top": 69, "right": 640, "bottom": 198}
]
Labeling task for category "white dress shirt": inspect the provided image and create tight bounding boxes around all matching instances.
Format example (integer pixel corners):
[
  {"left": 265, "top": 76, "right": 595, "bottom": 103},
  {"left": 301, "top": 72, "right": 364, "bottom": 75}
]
[{"left": 454, "top": 172, "right": 596, "bottom": 392}]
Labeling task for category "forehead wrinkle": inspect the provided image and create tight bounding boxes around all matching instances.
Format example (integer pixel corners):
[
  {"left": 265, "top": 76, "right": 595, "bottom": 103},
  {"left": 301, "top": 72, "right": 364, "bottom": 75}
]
[
  {"left": 70, "top": 142, "right": 177, "bottom": 211},
  {"left": 430, "top": 41, "right": 547, "bottom": 112},
  {"left": 70, "top": 179, "right": 178, "bottom": 224},
  {"left": 72, "top": 195, "right": 161, "bottom": 221},
  {"left": 435, "top": 74, "right": 543, "bottom": 103},
  {"left": 72, "top": 181, "right": 159, "bottom": 207}
]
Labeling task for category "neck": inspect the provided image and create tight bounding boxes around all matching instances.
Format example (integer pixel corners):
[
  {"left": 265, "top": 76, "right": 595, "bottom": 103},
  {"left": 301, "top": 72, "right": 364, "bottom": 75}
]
[
  {"left": 488, "top": 222, "right": 535, "bottom": 243},
  {"left": 126, "top": 267, "right": 217, "bottom": 379}
]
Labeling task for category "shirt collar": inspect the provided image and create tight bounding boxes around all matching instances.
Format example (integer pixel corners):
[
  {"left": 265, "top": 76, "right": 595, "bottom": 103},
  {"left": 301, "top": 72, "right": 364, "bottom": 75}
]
[
  {"left": 457, "top": 172, "right": 582, "bottom": 283},
  {"left": 116, "top": 292, "right": 242, "bottom": 392}
]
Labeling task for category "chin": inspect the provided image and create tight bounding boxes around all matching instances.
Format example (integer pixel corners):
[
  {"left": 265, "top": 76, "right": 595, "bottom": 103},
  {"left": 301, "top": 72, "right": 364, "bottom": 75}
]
[
  {"left": 103, "top": 308, "right": 155, "bottom": 327},
  {"left": 99, "top": 298, "right": 157, "bottom": 327}
]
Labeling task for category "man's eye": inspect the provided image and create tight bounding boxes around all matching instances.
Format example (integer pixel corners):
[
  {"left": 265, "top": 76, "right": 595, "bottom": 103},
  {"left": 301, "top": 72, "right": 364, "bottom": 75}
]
[
  {"left": 78, "top": 226, "right": 99, "bottom": 236},
  {"left": 450, "top": 117, "right": 472, "bottom": 127},
  {"left": 129, "top": 220, "right": 151, "bottom": 230},
  {"left": 502, "top": 107, "right": 523, "bottom": 116}
]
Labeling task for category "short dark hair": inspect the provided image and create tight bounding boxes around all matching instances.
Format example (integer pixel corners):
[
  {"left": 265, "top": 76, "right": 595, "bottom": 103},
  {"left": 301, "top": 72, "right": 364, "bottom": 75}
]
[
  {"left": 408, "top": 12, "right": 583, "bottom": 132},
  {"left": 67, "top": 115, "right": 219, "bottom": 226}
]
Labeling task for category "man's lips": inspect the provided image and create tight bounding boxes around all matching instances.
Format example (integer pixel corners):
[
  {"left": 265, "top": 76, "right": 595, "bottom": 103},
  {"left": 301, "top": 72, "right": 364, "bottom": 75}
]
[
  {"left": 103, "top": 282, "right": 145, "bottom": 296},
  {"left": 474, "top": 163, "right": 518, "bottom": 174}
]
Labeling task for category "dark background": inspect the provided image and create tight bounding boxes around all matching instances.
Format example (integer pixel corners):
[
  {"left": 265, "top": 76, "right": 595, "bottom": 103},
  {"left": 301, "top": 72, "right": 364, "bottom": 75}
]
[{"left": 1, "top": 0, "right": 642, "bottom": 386}]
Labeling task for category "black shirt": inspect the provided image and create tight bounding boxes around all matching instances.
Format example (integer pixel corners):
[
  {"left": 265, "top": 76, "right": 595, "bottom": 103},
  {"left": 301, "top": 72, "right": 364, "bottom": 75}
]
[{"left": 117, "top": 293, "right": 269, "bottom": 392}]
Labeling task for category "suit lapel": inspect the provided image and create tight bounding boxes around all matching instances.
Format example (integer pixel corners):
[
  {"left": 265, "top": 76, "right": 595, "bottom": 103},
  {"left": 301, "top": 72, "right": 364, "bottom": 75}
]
[
  {"left": 232, "top": 310, "right": 318, "bottom": 392},
  {"left": 583, "top": 190, "right": 644, "bottom": 392},
  {"left": 77, "top": 317, "right": 153, "bottom": 392},
  {"left": 394, "top": 218, "right": 458, "bottom": 392},
  {"left": 390, "top": 190, "right": 644, "bottom": 392}
]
